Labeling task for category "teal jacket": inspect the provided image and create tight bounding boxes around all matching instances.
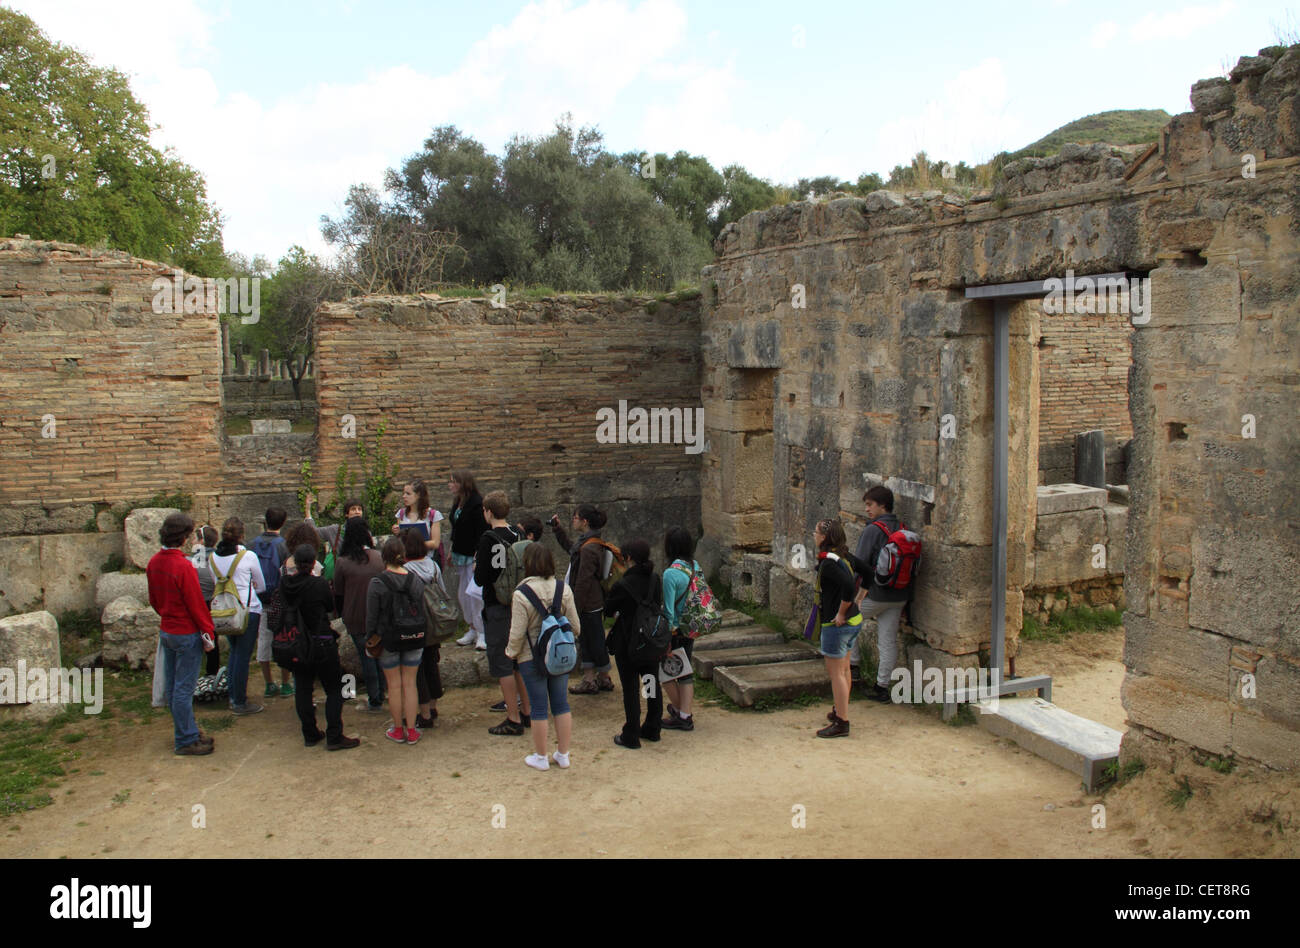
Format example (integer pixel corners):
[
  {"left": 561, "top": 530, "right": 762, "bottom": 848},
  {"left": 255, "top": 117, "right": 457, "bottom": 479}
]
[{"left": 662, "top": 558, "right": 700, "bottom": 630}]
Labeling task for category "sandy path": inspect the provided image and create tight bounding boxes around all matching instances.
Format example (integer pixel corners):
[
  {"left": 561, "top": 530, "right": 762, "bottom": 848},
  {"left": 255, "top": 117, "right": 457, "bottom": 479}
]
[{"left": 2, "top": 635, "right": 1143, "bottom": 859}]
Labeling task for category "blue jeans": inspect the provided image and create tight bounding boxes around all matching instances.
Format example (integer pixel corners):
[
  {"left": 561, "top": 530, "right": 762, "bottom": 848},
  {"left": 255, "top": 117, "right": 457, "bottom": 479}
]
[
  {"left": 161, "top": 632, "right": 203, "bottom": 749},
  {"left": 519, "top": 660, "right": 570, "bottom": 720},
  {"left": 226, "top": 613, "right": 259, "bottom": 709},
  {"left": 349, "top": 630, "right": 386, "bottom": 706}
]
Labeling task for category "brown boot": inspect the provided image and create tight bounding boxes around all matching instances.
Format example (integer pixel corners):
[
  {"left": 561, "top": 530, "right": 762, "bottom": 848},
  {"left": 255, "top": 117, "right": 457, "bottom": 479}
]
[{"left": 816, "top": 716, "right": 850, "bottom": 738}]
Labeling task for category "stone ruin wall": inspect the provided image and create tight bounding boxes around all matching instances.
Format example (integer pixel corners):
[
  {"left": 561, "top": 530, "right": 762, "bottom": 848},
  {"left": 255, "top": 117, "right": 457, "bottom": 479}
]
[
  {"left": 0, "top": 247, "right": 702, "bottom": 617},
  {"left": 703, "top": 46, "right": 1300, "bottom": 770},
  {"left": 313, "top": 293, "right": 702, "bottom": 548}
]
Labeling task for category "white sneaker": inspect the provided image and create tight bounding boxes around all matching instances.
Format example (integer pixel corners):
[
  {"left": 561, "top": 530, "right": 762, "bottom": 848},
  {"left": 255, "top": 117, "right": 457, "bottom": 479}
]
[
  {"left": 474, "top": 634, "right": 487, "bottom": 650},
  {"left": 455, "top": 630, "right": 476, "bottom": 647},
  {"left": 524, "top": 753, "right": 550, "bottom": 771},
  {"left": 551, "top": 750, "right": 570, "bottom": 769}
]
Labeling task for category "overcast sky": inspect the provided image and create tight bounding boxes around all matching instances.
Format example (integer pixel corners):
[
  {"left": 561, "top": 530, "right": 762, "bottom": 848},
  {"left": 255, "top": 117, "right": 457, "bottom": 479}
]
[{"left": 11, "top": 0, "right": 1297, "bottom": 263}]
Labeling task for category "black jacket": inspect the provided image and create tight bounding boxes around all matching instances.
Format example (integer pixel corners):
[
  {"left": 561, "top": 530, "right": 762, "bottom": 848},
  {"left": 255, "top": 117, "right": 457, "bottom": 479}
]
[
  {"left": 278, "top": 571, "right": 337, "bottom": 641},
  {"left": 604, "top": 562, "right": 658, "bottom": 659},
  {"left": 817, "top": 553, "right": 862, "bottom": 621},
  {"left": 449, "top": 492, "right": 488, "bottom": 558}
]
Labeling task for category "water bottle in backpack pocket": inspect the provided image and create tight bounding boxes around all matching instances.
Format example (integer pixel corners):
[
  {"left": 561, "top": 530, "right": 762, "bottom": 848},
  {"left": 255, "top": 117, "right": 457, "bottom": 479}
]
[{"left": 518, "top": 581, "right": 578, "bottom": 676}]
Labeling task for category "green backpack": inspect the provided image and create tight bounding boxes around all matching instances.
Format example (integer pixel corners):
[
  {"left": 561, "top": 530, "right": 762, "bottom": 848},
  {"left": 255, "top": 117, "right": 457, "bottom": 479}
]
[{"left": 492, "top": 535, "right": 531, "bottom": 607}]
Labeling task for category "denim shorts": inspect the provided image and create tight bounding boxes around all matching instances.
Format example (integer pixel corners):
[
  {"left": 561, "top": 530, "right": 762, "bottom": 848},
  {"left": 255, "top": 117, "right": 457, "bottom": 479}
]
[
  {"left": 378, "top": 647, "right": 424, "bottom": 669},
  {"left": 519, "top": 660, "right": 570, "bottom": 719},
  {"left": 818, "top": 614, "right": 863, "bottom": 659}
]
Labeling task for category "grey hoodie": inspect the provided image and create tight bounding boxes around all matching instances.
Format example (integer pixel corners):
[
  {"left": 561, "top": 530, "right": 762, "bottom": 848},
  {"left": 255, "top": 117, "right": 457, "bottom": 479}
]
[{"left": 853, "top": 512, "right": 910, "bottom": 603}]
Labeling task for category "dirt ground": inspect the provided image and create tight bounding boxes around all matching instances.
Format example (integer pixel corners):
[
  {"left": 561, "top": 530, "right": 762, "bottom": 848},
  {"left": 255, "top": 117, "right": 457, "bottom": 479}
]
[{"left": 2, "top": 628, "right": 1295, "bottom": 858}]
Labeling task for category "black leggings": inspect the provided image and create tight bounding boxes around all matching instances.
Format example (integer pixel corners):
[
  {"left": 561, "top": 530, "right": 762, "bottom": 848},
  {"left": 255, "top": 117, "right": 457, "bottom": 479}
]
[
  {"left": 415, "top": 645, "right": 443, "bottom": 704},
  {"left": 579, "top": 609, "right": 610, "bottom": 672},
  {"left": 614, "top": 642, "right": 662, "bottom": 746}
]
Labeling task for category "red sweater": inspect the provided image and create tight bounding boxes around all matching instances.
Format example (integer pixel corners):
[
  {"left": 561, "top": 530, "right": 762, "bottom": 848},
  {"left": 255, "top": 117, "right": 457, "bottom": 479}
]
[{"left": 147, "top": 547, "right": 215, "bottom": 637}]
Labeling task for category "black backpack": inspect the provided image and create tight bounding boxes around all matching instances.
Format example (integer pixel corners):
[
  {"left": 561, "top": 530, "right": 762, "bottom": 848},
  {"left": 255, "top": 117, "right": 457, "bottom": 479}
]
[
  {"left": 379, "top": 572, "right": 426, "bottom": 652},
  {"left": 270, "top": 597, "right": 323, "bottom": 669},
  {"left": 627, "top": 574, "right": 672, "bottom": 666}
]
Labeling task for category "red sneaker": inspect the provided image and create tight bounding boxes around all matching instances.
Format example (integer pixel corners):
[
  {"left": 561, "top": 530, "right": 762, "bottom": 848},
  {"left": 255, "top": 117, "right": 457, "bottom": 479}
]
[
  {"left": 405, "top": 727, "right": 421, "bottom": 745},
  {"left": 385, "top": 725, "right": 406, "bottom": 744}
]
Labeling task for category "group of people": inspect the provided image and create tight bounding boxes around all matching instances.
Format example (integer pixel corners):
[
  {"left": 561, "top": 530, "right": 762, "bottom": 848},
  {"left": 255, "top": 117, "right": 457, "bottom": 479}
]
[{"left": 145, "top": 469, "right": 719, "bottom": 767}]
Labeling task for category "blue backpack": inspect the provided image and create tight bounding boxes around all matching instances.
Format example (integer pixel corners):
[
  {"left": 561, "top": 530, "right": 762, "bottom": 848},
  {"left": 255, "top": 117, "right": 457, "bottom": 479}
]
[
  {"left": 252, "top": 535, "right": 284, "bottom": 594},
  {"left": 517, "top": 581, "right": 578, "bottom": 676}
]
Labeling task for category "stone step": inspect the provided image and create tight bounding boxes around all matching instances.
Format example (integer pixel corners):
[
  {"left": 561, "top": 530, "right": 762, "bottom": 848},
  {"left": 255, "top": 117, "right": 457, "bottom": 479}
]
[
  {"left": 720, "top": 610, "right": 752, "bottom": 628},
  {"left": 714, "top": 660, "right": 831, "bottom": 707},
  {"left": 976, "top": 696, "right": 1122, "bottom": 791},
  {"left": 692, "top": 626, "right": 785, "bottom": 651},
  {"left": 694, "top": 641, "right": 821, "bottom": 680}
]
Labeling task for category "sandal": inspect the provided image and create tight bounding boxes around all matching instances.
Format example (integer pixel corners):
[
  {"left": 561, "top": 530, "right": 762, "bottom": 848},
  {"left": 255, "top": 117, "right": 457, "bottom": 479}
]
[
  {"left": 597, "top": 676, "right": 615, "bottom": 692},
  {"left": 569, "top": 679, "right": 600, "bottom": 695},
  {"left": 488, "top": 718, "right": 525, "bottom": 736}
]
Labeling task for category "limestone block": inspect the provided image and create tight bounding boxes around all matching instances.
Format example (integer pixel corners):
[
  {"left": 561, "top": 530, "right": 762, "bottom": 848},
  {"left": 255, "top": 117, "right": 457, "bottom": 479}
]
[
  {"left": 124, "top": 508, "right": 181, "bottom": 570},
  {"left": 95, "top": 571, "right": 151, "bottom": 612},
  {"left": 1247, "top": 654, "right": 1300, "bottom": 729},
  {"left": 1229, "top": 710, "right": 1300, "bottom": 770},
  {"left": 1122, "top": 613, "right": 1232, "bottom": 697},
  {"left": 1189, "top": 526, "right": 1299, "bottom": 651},
  {"left": 1148, "top": 264, "right": 1240, "bottom": 329},
  {"left": 0, "top": 610, "right": 63, "bottom": 721},
  {"left": 703, "top": 511, "right": 771, "bottom": 552},
  {"left": 1103, "top": 503, "right": 1127, "bottom": 575},
  {"left": 1121, "top": 673, "right": 1232, "bottom": 755},
  {"left": 1189, "top": 77, "right": 1234, "bottom": 113},
  {"left": 713, "top": 430, "right": 774, "bottom": 514},
  {"left": 703, "top": 397, "right": 772, "bottom": 433},
  {"left": 1032, "top": 508, "right": 1106, "bottom": 587},
  {"left": 101, "top": 596, "right": 160, "bottom": 671},
  {"left": 41, "top": 532, "right": 124, "bottom": 615},
  {"left": 250, "top": 419, "right": 292, "bottom": 434},
  {"left": 909, "top": 588, "right": 1023, "bottom": 654},
  {"left": 0, "top": 536, "right": 43, "bottom": 618},
  {"left": 730, "top": 554, "right": 774, "bottom": 607},
  {"left": 1035, "top": 483, "right": 1107, "bottom": 515}
]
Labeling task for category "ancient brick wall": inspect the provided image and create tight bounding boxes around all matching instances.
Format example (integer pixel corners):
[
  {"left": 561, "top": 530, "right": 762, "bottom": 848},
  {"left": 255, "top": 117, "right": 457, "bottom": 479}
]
[
  {"left": 1037, "top": 309, "right": 1132, "bottom": 484},
  {"left": 313, "top": 293, "right": 702, "bottom": 546}
]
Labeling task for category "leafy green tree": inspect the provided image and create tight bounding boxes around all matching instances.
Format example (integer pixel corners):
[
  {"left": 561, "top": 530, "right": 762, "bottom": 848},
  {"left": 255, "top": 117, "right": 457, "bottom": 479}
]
[
  {"left": 0, "top": 9, "right": 224, "bottom": 270},
  {"left": 712, "top": 164, "right": 783, "bottom": 237}
]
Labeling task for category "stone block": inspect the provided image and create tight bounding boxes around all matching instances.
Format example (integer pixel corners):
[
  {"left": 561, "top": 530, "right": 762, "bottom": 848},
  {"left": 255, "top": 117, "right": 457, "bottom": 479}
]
[
  {"left": 124, "top": 508, "right": 181, "bottom": 571},
  {"left": 1122, "top": 613, "right": 1232, "bottom": 697},
  {"left": 100, "top": 596, "right": 160, "bottom": 670},
  {"left": 1103, "top": 504, "right": 1127, "bottom": 575},
  {"left": 250, "top": 419, "right": 292, "bottom": 435},
  {"left": 1189, "top": 526, "right": 1299, "bottom": 651},
  {"left": 908, "top": 587, "right": 1023, "bottom": 654},
  {"left": 767, "top": 566, "right": 815, "bottom": 622},
  {"left": 0, "top": 536, "right": 43, "bottom": 618},
  {"left": 0, "top": 610, "right": 63, "bottom": 721},
  {"left": 1248, "top": 655, "right": 1300, "bottom": 730},
  {"left": 714, "top": 430, "right": 774, "bottom": 514},
  {"left": 1148, "top": 264, "right": 1241, "bottom": 328},
  {"left": 702, "top": 510, "right": 771, "bottom": 551},
  {"left": 714, "top": 660, "right": 831, "bottom": 706},
  {"left": 704, "top": 398, "right": 772, "bottom": 433},
  {"left": 95, "top": 571, "right": 151, "bottom": 612},
  {"left": 1032, "top": 507, "right": 1106, "bottom": 587},
  {"left": 1229, "top": 709, "right": 1300, "bottom": 770},
  {"left": 1035, "top": 483, "right": 1107, "bottom": 515},
  {"left": 40, "top": 532, "right": 124, "bottom": 615},
  {"left": 437, "top": 648, "right": 491, "bottom": 689},
  {"left": 1120, "top": 673, "right": 1232, "bottom": 755},
  {"left": 729, "top": 554, "right": 774, "bottom": 607}
]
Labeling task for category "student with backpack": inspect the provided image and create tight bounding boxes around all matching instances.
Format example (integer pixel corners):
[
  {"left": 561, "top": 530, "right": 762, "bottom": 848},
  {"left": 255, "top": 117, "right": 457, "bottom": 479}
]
[
  {"left": 209, "top": 518, "right": 267, "bottom": 716},
  {"left": 475, "top": 491, "right": 532, "bottom": 736},
  {"left": 334, "top": 518, "right": 387, "bottom": 713},
  {"left": 448, "top": 471, "right": 489, "bottom": 648},
  {"left": 661, "top": 527, "right": 709, "bottom": 731},
  {"left": 605, "top": 539, "right": 668, "bottom": 748},
  {"left": 813, "top": 519, "right": 865, "bottom": 738},
  {"left": 366, "top": 537, "right": 428, "bottom": 744},
  {"left": 275, "top": 544, "right": 360, "bottom": 751},
  {"left": 303, "top": 492, "right": 365, "bottom": 552},
  {"left": 400, "top": 528, "right": 444, "bottom": 729},
  {"left": 853, "top": 485, "right": 918, "bottom": 704},
  {"left": 508, "top": 543, "right": 581, "bottom": 771},
  {"left": 393, "top": 479, "right": 445, "bottom": 568},
  {"left": 551, "top": 504, "right": 616, "bottom": 695},
  {"left": 251, "top": 507, "right": 293, "bottom": 698}
]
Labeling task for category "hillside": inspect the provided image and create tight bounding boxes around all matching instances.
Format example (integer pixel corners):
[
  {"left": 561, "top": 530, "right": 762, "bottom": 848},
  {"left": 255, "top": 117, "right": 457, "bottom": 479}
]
[{"left": 1009, "top": 109, "right": 1172, "bottom": 159}]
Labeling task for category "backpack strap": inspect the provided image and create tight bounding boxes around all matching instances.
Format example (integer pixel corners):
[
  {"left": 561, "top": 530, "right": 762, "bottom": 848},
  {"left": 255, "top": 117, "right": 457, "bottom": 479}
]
[
  {"left": 517, "top": 582, "right": 551, "bottom": 620},
  {"left": 549, "top": 580, "right": 565, "bottom": 616}
]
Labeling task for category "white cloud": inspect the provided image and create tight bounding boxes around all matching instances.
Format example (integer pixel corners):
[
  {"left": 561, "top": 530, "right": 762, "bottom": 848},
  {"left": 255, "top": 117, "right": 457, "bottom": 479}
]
[
  {"left": 1133, "top": 1, "right": 1237, "bottom": 41},
  {"left": 1090, "top": 20, "right": 1120, "bottom": 48}
]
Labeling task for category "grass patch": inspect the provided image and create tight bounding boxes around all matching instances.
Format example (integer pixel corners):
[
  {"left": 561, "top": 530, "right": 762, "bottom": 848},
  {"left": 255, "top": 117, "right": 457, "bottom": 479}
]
[
  {"left": 1097, "top": 756, "right": 1146, "bottom": 793},
  {"left": 1203, "top": 755, "right": 1236, "bottom": 775},
  {"left": 57, "top": 609, "right": 103, "bottom": 660},
  {"left": 140, "top": 491, "right": 193, "bottom": 511},
  {"left": 1165, "top": 775, "right": 1195, "bottom": 810},
  {"left": 0, "top": 716, "right": 84, "bottom": 816},
  {"left": 196, "top": 713, "right": 235, "bottom": 733},
  {"left": 1021, "top": 604, "right": 1121, "bottom": 643},
  {"left": 100, "top": 552, "right": 125, "bottom": 573}
]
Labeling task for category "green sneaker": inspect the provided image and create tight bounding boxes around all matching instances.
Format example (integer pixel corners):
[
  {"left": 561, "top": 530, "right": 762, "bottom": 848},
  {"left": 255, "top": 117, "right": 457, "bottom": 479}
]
[
  {"left": 264, "top": 682, "right": 280, "bottom": 697},
  {"left": 279, "top": 681, "right": 294, "bottom": 697}
]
